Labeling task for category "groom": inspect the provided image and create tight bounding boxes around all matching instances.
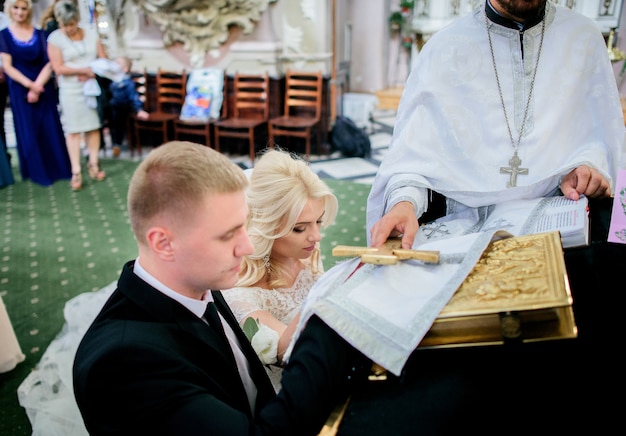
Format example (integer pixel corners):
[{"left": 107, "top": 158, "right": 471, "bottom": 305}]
[{"left": 73, "top": 141, "right": 370, "bottom": 435}]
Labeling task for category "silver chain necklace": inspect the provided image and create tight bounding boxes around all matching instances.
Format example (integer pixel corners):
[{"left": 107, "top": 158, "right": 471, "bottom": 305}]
[{"left": 486, "top": 14, "right": 545, "bottom": 188}]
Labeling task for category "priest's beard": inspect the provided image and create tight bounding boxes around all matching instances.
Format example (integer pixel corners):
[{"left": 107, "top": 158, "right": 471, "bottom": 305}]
[{"left": 490, "top": 0, "right": 546, "bottom": 22}]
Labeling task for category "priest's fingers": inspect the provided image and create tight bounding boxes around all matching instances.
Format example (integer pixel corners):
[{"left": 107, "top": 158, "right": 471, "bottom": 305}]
[
  {"left": 369, "top": 218, "right": 397, "bottom": 248},
  {"left": 370, "top": 202, "right": 418, "bottom": 248},
  {"left": 561, "top": 166, "right": 611, "bottom": 200},
  {"left": 583, "top": 178, "right": 611, "bottom": 198},
  {"left": 581, "top": 167, "right": 611, "bottom": 198}
]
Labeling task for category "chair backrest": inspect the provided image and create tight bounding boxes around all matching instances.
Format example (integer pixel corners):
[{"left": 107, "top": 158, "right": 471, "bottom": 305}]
[
  {"left": 130, "top": 69, "right": 148, "bottom": 109},
  {"left": 155, "top": 69, "right": 186, "bottom": 114},
  {"left": 282, "top": 70, "right": 323, "bottom": 121},
  {"left": 232, "top": 73, "right": 270, "bottom": 120}
]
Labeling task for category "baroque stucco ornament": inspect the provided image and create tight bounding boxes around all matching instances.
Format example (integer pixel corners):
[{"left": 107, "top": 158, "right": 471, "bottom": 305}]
[{"left": 132, "top": 0, "right": 276, "bottom": 65}]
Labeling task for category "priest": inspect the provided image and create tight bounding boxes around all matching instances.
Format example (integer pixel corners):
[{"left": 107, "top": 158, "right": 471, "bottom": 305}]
[{"left": 367, "top": 0, "right": 624, "bottom": 249}]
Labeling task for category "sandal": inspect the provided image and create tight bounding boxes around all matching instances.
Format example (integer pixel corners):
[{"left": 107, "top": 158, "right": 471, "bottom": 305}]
[
  {"left": 87, "top": 163, "right": 106, "bottom": 181},
  {"left": 70, "top": 172, "right": 82, "bottom": 191}
]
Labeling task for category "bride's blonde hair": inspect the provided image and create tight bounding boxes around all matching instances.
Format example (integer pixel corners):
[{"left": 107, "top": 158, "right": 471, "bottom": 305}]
[{"left": 236, "top": 148, "right": 338, "bottom": 288}]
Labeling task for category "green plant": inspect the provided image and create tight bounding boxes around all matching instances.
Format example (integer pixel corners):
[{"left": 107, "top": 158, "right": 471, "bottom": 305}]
[
  {"left": 400, "top": 0, "right": 415, "bottom": 11},
  {"left": 389, "top": 11, "right": 404, "bottom": 31},
  {"left": 388, "top": 1, "right": 415, "bottom": 46}
]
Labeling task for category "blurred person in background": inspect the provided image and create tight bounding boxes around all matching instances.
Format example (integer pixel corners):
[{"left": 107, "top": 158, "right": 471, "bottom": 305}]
[
  {"left": 0, "top": 0, "right": 70, "bottom": 186},
  {"left": 47, "top": 0, "right": 106, "bottom": 191}
]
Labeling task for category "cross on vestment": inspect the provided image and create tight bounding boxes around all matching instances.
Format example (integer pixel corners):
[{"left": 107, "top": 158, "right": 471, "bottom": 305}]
[
  {"left": 500, "top": 151, "right": 528, "bottom": 188},
  {"left": 423, "top": 222, "right": 450, "bottom": 239}
]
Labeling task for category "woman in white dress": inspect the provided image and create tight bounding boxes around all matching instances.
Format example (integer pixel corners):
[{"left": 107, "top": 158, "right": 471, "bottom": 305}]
[
  {"left": 224, "top": 148, "right": 338, "bottom": 392},
  {"left": 47, "top": 0, "right": 106, "bottom": 191}
]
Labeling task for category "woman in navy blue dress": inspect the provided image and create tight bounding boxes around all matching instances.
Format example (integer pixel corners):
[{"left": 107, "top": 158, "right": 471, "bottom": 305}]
[
  {"left": 0, "top": 136, "right": 13, "bottom": 188},
  {"left": 0, "top": 0, "right": 70, "bottom": 187}
]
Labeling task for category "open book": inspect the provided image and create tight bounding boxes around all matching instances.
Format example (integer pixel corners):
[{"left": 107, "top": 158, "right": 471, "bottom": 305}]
[{"left": 414, "top": 195, "right": 589, "bottom": 249}]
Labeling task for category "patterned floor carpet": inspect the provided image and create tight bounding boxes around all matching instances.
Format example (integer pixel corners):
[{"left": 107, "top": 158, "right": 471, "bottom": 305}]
[{"left": 0, "top": 109, "right": 395, "bottom": 435}]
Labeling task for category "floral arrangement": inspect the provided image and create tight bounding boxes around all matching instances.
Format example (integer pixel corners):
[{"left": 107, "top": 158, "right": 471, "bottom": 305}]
[{"left": 242, "top": 317, "right": 279, "bottom": 365}]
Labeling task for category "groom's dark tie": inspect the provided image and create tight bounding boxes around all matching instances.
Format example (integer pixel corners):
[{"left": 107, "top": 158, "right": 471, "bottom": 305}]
[
  {"left": 204, "top": 299, "right": 260, "bottom": 412},
  {"left": 204, "top": 301, "right": 228, "bottom": 341}
]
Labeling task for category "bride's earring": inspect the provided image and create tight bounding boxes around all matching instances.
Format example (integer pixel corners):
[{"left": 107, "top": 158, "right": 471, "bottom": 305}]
[{"left": 263, "top": 254, "right": 271, "bottom": 273}]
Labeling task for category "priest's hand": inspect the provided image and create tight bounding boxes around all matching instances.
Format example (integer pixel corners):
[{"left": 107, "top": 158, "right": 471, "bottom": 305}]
[
  {"left": 369, "top": 201, "right": 419, "bottom": 249},
  {"left": 560, "top": 165, "right": 612, "bottom": 200}
]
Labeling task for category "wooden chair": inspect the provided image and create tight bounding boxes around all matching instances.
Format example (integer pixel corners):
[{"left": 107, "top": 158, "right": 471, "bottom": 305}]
[
  {"left": 213, "top": 73, "right": 270, "bottom": 164},
  {"left": 174, "top": 68, "right": 226, "bottom": 148},
  {"left": 125, "top": 69, "right": 148, "bottom": 156},
  {"left": 130, "top": 69, "right": 186, "bottom": 156},
  {"left": 268, "top": 70, "right": 323, "bottom": 158}
]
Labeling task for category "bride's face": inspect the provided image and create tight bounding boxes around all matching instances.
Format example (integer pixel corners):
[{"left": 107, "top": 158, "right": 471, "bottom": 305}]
[{"left": 271, "top": 198, "right": 325, "bottom": 264}]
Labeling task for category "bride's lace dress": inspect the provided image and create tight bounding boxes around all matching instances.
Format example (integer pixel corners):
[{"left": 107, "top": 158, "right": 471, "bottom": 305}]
[
  {"left": 18, "top": 281, "right": 117, "bottom": 436},
  {"left": 224, "top": 258, "right": 323, "bottom": 392}
]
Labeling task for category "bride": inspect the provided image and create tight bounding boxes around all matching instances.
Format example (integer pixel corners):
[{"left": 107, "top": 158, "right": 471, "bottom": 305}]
[{"left": 224, "top": 148, "right": 338, "bottom": 392}]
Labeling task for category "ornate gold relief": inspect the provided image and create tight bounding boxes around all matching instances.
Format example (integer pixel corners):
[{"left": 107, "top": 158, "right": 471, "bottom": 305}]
[{"left": 420, "top": 232, "right": 577, "bottom": 349}]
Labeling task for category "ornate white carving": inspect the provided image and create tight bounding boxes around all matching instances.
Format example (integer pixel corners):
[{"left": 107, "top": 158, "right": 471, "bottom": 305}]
[
  {"left": 128, "top": 0, "right": 276, "bottom": 63},
  {"left": 283, "top": 22, "right": 304, "bottom": 54},
  {"left": 300, "top": 0, "right": 317, "bottom": 21}
]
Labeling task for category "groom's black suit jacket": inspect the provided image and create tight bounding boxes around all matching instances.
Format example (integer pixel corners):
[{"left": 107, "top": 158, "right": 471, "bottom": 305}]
[{"left": 74, "top": 260, "right": 367, "bottom": 435}]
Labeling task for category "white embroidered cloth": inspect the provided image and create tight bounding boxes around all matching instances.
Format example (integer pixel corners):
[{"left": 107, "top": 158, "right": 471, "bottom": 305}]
[{"left": 287, "top": 231, "right": 509, "bottom": 376}]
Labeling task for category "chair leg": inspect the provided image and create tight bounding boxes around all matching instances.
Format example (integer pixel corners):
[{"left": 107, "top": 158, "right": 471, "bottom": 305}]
[
  {"left": 316, "top": 124, "right": 323, "bottom": 155},
  {"left": 268, "top": 125, "right": 275, "bottom": 149},
  {"left": 305, "top": 128, "right": 311, "bottom": 160},
  {"left": 249, "top": 130, "right": 255, "bottom": 164},
  {"left": 133, "top": 126, "right": 141, "bottom": 158},
  {"left": 213, "top": 126, "right": 221, "bottom": 153},
  {"left": 126, "top": 118, "right": 133, "bottom": 157},
  {"left": 134, "top": 122, "right": 143, "bottom": 157},
  {"left": 205, "top": 125, "right": 212, "bottom": 149}
]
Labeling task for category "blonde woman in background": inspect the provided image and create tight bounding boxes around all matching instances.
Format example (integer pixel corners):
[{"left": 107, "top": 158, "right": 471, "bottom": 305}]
[
  {"left": 47, "top": 0, "right": 106, "bottom": 191},
  {"left": 40, "top": 0, "right": 76, "bottom": 36},
  {"left": 224, "top": 148, "right": 338, "bottom": 392}
]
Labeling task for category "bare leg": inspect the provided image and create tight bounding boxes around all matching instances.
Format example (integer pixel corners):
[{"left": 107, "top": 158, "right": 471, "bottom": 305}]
[
  {"left": 85, "top": 129, "right": 105, "bottom": 180},
  {"left": 65, "top": 132, "right": 83, "bottom": 191},
  {"left": 66, "top": 132, "right": 83, "bottom": 175}
]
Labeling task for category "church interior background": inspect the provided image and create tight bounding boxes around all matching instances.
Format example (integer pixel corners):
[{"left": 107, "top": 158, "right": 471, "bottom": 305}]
[
  {"left": 27, "top": 0, "right": 626, "bottom": 122},
  {"left": 1, "top": 2, "right": 625, "bottom": 434}
]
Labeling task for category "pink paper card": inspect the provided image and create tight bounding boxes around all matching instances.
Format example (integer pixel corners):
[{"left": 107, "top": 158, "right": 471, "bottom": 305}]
[{"left": 608, "top": 169, "right": 626, "bottom": 244}]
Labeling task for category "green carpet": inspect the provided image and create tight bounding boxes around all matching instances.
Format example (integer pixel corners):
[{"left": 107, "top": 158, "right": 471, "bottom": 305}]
[{"left": 0, "top": 157, "right": 370, "bottom": 435}]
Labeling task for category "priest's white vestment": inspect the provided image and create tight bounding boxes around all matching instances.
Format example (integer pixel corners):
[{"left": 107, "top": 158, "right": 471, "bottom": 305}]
[{"left": 367, "top": 3, "right": 625, "bottom": 239}]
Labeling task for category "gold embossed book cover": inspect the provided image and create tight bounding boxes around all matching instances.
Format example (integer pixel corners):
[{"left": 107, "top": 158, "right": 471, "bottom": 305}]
[{"left": 420, "top": 232, "right": 577, "bottom": 348}]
